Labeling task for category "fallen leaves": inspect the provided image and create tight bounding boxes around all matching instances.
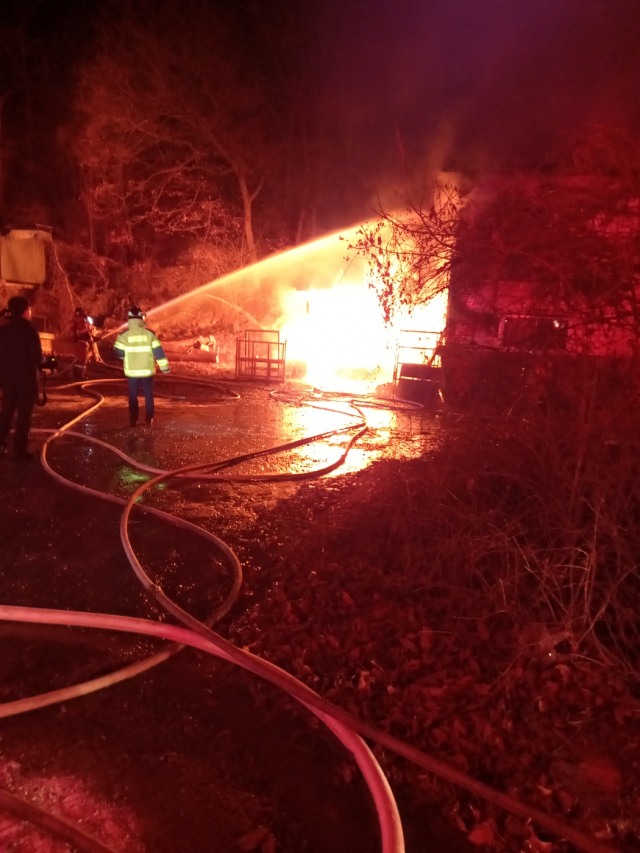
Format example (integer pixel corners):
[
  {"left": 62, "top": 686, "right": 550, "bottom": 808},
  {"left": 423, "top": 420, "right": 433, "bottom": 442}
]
[
  {"left": 468, "top": 818, "right": 498, "bottom": 846},
  {"left": 237, "top": 826, "right": 276, "bottom": 852},
  {"left": 229, "top": 462, "right": 640, "bottom": 853},
  {"left": 576, "top": 757, "right": 622, "bottom": 796}
]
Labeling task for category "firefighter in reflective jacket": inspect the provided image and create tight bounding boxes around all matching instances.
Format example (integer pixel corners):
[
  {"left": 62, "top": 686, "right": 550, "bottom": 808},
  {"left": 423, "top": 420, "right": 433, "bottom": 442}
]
[
  {"left": 114, "top": 306, "right": 170, "bottom": 427},
  {"left": 69, "top": 307, "right": 95, "bottom": 379}
]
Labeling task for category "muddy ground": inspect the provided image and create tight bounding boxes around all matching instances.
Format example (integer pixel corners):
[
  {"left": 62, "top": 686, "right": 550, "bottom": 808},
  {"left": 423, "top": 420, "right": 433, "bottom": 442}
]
[{"left": 0, "top": 368, "right": 467, "bottom": 853}]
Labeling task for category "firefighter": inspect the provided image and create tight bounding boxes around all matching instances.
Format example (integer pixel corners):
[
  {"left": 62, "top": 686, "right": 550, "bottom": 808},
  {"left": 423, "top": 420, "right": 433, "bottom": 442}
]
[
  {"left": 69, "top": 307, "right": 95, "bottom": 379},
  {"left": 0, "top": 296, "right": 43, "bottom": 459},
  {"left": 114, "top": 306, "right": 170, "bottom": 427}
]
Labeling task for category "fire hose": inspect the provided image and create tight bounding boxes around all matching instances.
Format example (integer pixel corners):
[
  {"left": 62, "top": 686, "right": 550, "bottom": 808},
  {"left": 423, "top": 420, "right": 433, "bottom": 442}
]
[
  {"left": 0, "top": 374, "right": 620, "bottom": 853},
  {"left": 5, "top": 374, "right": 402, "bottom": 853}
]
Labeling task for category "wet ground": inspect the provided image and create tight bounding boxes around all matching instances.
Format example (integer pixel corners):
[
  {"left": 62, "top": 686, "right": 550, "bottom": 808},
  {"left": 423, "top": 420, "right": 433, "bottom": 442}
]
[{"left": 0, "top": 367, "right": 442, "bottom": 853}]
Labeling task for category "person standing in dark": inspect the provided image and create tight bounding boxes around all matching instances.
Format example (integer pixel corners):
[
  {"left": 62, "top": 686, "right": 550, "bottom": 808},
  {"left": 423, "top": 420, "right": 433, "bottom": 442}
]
[
  {"left": 0, "top": 296, "right": 43, "bottom": 459},
  {"left": 69, "top": 307, "right": 95, "bottom": 379}
]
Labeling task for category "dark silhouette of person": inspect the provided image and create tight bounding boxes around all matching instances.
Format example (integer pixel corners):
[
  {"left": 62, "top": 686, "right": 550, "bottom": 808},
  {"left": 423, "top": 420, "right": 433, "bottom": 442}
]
[{"left": 0, "top": 295, "right": 43, "bottom": 459}]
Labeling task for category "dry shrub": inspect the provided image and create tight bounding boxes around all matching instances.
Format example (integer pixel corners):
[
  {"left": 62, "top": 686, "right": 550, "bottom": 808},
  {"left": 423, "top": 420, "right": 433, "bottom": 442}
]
[{"left": 329, "top": 376, "right": 640, "bottom": 674}]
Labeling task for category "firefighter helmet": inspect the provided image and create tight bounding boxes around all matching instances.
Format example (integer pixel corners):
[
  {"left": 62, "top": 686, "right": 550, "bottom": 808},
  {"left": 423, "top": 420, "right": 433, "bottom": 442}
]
[{"left": 128, "top": 306, "right": 145, "bottom": 320}]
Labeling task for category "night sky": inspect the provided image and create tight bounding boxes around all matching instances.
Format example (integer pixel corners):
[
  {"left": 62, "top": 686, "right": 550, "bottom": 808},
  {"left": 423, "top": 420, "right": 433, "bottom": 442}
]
[
  {"left": 321, "top": 0, "right": 640, "bottom": 180},
  {"left": 1, "top": 0, "right": 640, "bottom": 234}
]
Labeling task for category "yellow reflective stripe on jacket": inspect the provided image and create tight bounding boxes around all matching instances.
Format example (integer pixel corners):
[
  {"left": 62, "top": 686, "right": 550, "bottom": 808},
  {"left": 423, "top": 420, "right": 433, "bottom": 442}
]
[
  {"left": 115, "top": 320, "right": 169, "bottom": 378},
  {"left": 126, "top": 368, "right": 155, "bottom": 377},
  {"left": 117, "top": 334, "right": 153, "bottom": 377}
]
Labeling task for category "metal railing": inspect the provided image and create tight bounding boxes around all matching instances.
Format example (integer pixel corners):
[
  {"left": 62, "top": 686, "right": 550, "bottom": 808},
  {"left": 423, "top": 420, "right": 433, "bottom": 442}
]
[{"left": 235, "top": 330, "right": 286, "bottom": 381}]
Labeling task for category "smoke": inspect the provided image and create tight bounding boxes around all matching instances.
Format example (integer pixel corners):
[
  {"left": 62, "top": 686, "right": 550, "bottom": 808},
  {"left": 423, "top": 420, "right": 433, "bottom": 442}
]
[{"left": 319, "top": 0, "right": 640, "bottom": 201}]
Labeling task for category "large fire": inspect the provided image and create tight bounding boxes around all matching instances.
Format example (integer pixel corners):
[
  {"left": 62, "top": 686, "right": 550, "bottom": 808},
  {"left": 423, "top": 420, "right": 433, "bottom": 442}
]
[
  {"left": 279, "top": 279, "right": 447, "bottom": 391},
  {"left": 147, "top": 222, "right": 448, "bottom": 391}
]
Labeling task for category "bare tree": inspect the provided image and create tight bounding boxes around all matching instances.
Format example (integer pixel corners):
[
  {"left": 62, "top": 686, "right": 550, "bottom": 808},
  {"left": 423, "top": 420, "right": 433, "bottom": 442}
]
[
  {"left": 348, "top": 178, "right": 461, "bottom": 322},
  {"left": 69, "top": 0, "right": 276, "bottom": 264}
]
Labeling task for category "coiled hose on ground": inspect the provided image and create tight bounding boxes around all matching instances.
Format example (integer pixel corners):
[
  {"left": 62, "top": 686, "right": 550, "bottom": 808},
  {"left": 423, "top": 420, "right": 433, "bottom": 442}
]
[
  {"left": 0, "top": 372, "right": 619, "bottom": 853},
  {"left": 3, "top": 373, "right": 402, "bottom": 853}
]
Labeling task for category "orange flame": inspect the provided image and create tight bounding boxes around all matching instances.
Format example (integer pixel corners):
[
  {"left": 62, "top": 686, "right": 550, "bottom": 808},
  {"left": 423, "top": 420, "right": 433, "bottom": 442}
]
[
  {"left": 279, "top": 277, "right": 447, "bottom": 391},
  {"left": 146, "top": 222, "right": 448, "bottom": 390}
]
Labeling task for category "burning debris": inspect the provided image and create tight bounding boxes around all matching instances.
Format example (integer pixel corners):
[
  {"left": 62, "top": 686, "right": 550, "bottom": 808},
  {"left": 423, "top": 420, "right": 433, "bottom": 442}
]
[{"left": 145, "top": 226, "right": 448, "bottom": 393}]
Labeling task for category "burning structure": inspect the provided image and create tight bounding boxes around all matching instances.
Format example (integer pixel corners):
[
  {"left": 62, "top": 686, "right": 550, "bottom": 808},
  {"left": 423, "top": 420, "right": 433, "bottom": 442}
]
[
  {"left": 146, "top": 224, "right": 448, "bottom": 393},
  {"left": 141, "top": 130, "right": 640, "bottom": 409}
]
